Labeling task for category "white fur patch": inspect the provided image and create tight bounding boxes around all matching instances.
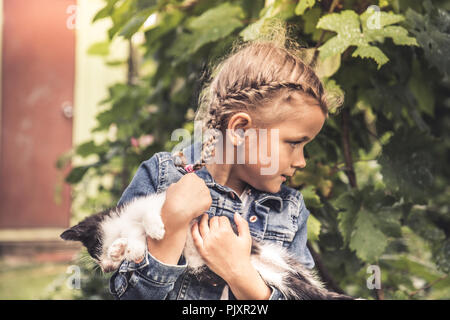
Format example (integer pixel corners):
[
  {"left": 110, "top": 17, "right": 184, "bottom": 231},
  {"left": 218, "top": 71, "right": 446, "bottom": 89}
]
[
  {"left": 183, "top": 220, "right": 207, "bottom": 272},
  {"left": 100, "top": 192, "right": 167, "bottom": 266}
]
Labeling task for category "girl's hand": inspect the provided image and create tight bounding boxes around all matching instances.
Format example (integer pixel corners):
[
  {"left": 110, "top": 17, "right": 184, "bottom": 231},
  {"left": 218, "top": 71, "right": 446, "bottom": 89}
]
[
  {"left": 191, "top": 212, "right": 253, "bottom": 283},
  {"left": 161, "top": 173, "right": 212, "bottom": 234},
  {"left": 145, "top": 173, "right": 211, "bottom": 266}
]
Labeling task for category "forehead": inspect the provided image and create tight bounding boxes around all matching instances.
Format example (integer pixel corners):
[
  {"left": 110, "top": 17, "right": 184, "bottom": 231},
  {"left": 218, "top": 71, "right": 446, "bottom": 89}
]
[{"left": 269, "top": 97, "right": 326, "bottom": 138}]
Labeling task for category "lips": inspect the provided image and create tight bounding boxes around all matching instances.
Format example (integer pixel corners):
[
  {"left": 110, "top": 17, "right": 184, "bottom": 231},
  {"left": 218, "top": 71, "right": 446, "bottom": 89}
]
[{"left": 281, "top": 174, "right": 294, "bottom": 182}]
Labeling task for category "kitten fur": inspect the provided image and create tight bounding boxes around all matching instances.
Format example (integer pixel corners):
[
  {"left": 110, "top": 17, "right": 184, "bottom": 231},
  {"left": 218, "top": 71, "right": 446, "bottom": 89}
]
[{"left": 61, "top": 191, "right": 354, "bottom": 300}]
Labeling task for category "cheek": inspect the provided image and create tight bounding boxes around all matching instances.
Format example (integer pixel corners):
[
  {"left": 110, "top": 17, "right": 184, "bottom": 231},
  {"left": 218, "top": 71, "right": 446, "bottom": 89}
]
[{"left": 244, "top": 164, "right": 281, "bottom": 184}]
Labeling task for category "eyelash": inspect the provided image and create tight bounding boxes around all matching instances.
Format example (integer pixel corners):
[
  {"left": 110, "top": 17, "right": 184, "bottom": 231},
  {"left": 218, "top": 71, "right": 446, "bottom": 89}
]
[{"left": 288, "top": 141, "right": 303, "bottom": 148}]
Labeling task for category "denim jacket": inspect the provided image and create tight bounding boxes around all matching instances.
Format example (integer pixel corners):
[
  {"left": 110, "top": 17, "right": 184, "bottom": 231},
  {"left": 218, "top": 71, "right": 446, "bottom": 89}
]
[{"left": 109, "top": 141, "right": 315, "bottom": 300}]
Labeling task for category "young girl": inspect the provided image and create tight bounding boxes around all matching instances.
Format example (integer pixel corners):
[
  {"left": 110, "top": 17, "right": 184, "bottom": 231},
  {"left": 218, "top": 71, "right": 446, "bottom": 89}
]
[{"left": 109, "top": 38, "right": 331, "bottom": 300}]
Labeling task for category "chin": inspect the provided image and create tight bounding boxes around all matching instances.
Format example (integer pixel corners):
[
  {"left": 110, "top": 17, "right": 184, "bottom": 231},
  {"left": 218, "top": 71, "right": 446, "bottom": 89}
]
[
  {"left": 256, "top": 179, "right": 283, "bottom": 194},
  {"left": 267, "top": 183, "right": 283, "bottom": 194}
]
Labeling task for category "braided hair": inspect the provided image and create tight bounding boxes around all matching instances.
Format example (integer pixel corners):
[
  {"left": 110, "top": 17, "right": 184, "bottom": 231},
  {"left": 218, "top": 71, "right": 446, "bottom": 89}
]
[{"left": 173, "top": 36, "right": 337, "bottom": 173}]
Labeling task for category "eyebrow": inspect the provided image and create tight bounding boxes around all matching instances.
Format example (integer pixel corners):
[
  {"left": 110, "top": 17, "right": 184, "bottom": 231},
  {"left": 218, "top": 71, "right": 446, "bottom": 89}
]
[{"left": 289, "top": 135, "right": 311, "bottom": 142}]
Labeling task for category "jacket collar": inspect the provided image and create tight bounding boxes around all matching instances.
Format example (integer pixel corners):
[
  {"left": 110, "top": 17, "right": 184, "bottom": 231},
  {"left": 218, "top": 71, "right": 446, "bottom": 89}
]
[{"left": 180, "top": 141, "right": 284, "bottom": 212}]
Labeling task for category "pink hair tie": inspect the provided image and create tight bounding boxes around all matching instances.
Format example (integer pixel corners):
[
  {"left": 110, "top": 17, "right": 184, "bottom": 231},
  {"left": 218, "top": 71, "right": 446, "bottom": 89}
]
[{"left": 184, "top": 164, "right": 194, "bottom": 173}]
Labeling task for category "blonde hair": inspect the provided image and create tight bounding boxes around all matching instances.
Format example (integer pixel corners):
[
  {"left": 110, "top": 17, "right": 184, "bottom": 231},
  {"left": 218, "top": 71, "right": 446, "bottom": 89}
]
[{"left": 175, "top": 25, "right": 334, "bottom": 171}]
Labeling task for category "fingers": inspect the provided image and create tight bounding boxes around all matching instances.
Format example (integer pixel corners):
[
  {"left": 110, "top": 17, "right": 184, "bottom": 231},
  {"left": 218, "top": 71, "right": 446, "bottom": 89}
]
[
  {"left": 199, "top": 213, "right": 210, "bottom": 238},
  {"left": 198, "top": 214, "right": 242, "bottom": 237},
  {"left": 191, "top": 221, "right": 204, "bottom": 251},
  {"left": 234, "top": 212, "right": 250, "bottom": 239},
  {"left": 218, "top": 215, "right": 231, "bottom": 230},
  {"left": 209, "top": 215, "right": 220, "bottom": 230}
]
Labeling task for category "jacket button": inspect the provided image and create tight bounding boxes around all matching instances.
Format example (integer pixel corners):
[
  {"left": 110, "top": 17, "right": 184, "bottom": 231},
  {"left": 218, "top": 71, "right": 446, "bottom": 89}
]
[{"left": 249, "top": 215, "right": 258, "bottom": 223}]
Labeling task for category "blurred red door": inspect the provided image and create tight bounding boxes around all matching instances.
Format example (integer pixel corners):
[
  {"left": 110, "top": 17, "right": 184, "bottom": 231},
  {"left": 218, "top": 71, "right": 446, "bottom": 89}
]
[{"left": 0, "top": 0, "right": 75, "bottom": 228}]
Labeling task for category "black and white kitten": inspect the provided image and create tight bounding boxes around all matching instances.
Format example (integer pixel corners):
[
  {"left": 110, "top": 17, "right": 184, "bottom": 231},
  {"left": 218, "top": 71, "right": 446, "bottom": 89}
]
[{"left": 61, "top": 191, "right": 355, "bottom": 300}]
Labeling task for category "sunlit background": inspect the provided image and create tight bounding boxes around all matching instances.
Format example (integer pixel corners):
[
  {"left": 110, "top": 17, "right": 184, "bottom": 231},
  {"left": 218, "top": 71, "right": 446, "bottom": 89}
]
[{"left": 0, "top": 0, "right": 133, "bottom": 299}]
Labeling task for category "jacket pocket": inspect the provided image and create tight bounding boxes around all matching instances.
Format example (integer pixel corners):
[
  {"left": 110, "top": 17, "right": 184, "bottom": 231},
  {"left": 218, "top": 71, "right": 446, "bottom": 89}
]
[{"left": 264, "top": 200, "right": 299, "bottom": 245}]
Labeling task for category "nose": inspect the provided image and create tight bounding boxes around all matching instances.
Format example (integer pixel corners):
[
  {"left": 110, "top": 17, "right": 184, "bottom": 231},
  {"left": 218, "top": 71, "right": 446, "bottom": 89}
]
[{"left": 291, "top": 149, "right": 306, "bottom": 169}]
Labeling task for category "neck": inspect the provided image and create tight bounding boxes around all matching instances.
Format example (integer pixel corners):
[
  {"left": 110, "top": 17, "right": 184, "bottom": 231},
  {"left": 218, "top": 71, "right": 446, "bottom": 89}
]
[{"left": 205, "top": 162, "right": 247, "bottom": 196}]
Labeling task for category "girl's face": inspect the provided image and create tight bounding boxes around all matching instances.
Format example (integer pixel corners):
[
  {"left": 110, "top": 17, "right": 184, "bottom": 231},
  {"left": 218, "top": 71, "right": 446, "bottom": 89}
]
[{"left": 235, "top": 97, "right": 326, "bottom": 194}]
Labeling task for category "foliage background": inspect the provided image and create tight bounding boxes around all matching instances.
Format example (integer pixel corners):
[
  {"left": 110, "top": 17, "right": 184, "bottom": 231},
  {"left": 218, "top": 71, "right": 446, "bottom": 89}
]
[{"left": 59, "top": 0, "right": 450, "bottom": 299}]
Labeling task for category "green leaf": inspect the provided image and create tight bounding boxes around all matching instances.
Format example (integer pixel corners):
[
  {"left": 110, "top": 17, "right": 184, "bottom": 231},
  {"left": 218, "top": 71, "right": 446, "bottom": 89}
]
[
  {"left": 335, "top": 192, "right": 361, "bottom": 246},
  {"left": 316, "top": 10, "right": 364, "bottom": 59},
  {"left": 360, "top": 9, "right": 405, "bottom": 31},
  {"left": 319, "top": 53, "right": 341, "bottom": 78},
  {"left": 108, "top": 0, "right": 135, "bottom": 39},
  {"left": 168, "top": 3, "right": 244, "bottom": 59},
  {"left": 301, "top": 185, "right": 322, "bottom": 209},
  {"left": 317, "top": 9, "right": 417, "bottom": 68},
  {"left": 65, "top": 166, "right": 91, "bottom": 184},
  {"left": 119, "top": 7, "right": 157, "bottom": 39},
  {"left": 186, "top": 3, "right": 244, "bottom": 31},
  {"left": 55, "top": 151, "right": 73, "bottom": 170},
  {"left": 436, "top": 239, "right": 450, "bottom": 273},
  {"left": 307, "top": 214, "right": 321, "bottom": 242},
  {"left": 87, "top": 41, "right": 110, "bottom": 56},
  {"left": 352, "top": 45, "right": 389, "bottom": 69},
  {"left": 240, "top": 17, "right": 277, "bottom": 42},
  {"left": 337, "top": 208, "right": 358, "bottom": 247},
  {"left": 92, "top": 0, "right": 121, "bottom": 23},
  {"left": 379, "top": 127, "right": 436, "bottom": 203},
  {"left": 349, "top": 208, "right": 388, "bottom": 263},
  {"left": 406, "top": 2, "right": 450, "bottom": 77},
  {"left": 376, "top": 207, "right": 403, "bottom": 238},
  {"left": 322, "top": 78, "right": 344, "bottom": 113},
  {"left": 381, "top": 254, "right": 447, "bottom": 282},
  {"left": 258, "top": 0, "right": 297, "bottom": 21},
  {"left": 240, "top": 0, "right": 297, "bottom": 41},
  {"left": 407, "top": 207, "right": 446, "bottom": 242},
  {"left": 136, "top": 0, "right": 157, "bottom": 10},
  {"left": 317, "top": 10, "right": 361, "bottom": 37},
  {"left": 408, "top": 58, "right": 435, "bottom": 117},
  {"left": 144, "top": 9, "right": 184, "bottom": 42},
  {"left": 375, "top": 26, "right": 418, "bottom": 46},
  {"left": 76, "top": 141, "right": 108, "bottom": 158},
  {"left": 295, "top": 0, "right": 315, "bottom": 16},
  {"left": 302, "top": 7, "right": 322, "bottom": 41}
]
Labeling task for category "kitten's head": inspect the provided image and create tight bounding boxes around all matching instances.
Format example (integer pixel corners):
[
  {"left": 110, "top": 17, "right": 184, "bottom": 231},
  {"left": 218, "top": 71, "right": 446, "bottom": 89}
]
[{"left": 60, "top": 209, "right": 119, "bottom": 272}]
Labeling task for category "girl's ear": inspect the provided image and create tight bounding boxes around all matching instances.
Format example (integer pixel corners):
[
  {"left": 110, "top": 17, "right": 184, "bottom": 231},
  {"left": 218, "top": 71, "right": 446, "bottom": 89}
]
[{"left": 226, "top": 112, "right": 252, "bottom": 146}]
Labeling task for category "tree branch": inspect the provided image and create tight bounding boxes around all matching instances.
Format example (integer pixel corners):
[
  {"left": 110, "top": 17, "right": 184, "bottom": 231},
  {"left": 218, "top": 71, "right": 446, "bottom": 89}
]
[
  {"left": 341, "top": 108, "right": 358, "bottom": 189},
  {"left": 307, "top": 241, "right": 346, "bottom": 294}
]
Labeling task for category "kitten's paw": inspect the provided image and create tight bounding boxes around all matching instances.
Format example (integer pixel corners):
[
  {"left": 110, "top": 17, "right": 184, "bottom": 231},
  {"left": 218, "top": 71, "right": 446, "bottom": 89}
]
[
  {"left": 144, "top": 215, "right": 166, "bottom": 240},
  {"left": 125, "top": 238, "right": 146, "bottom": 263},
  {"left": 108, "top": 238, "right": 128, "bottom": 262}
]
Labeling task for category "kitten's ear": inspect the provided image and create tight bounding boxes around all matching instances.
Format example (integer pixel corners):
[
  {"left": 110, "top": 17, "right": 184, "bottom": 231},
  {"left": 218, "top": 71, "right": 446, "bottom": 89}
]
[{"left": 60, "top": 226, "right": 82, "bottom": 241}]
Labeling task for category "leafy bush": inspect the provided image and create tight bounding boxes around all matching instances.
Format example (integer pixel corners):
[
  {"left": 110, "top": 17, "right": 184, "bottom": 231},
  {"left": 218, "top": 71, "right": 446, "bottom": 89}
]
[{"left": 60, "top": 0, "right": 450, "bottom": 299}]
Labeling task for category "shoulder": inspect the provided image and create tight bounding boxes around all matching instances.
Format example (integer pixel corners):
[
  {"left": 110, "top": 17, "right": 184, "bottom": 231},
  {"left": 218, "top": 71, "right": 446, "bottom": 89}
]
[
  {"left": 141, "top": 151, "right": 185, "bottom": 192},
  {"left": 142, "top": 150, "right": 173, "bottom": 167},
  {"left": 118, "top": 151, "right": 182, "bottom": 206}
]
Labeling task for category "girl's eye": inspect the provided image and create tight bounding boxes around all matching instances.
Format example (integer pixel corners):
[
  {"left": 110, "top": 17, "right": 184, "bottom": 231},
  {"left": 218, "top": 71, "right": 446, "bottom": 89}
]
[{"left": 288, "top": 142, "right": 301, "bottom": 148}]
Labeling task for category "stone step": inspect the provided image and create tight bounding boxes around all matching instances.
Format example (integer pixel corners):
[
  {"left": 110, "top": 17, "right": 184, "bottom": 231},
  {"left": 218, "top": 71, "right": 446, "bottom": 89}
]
[{"left": 0, "top": 228, "right": 82, "bottom": 263}]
